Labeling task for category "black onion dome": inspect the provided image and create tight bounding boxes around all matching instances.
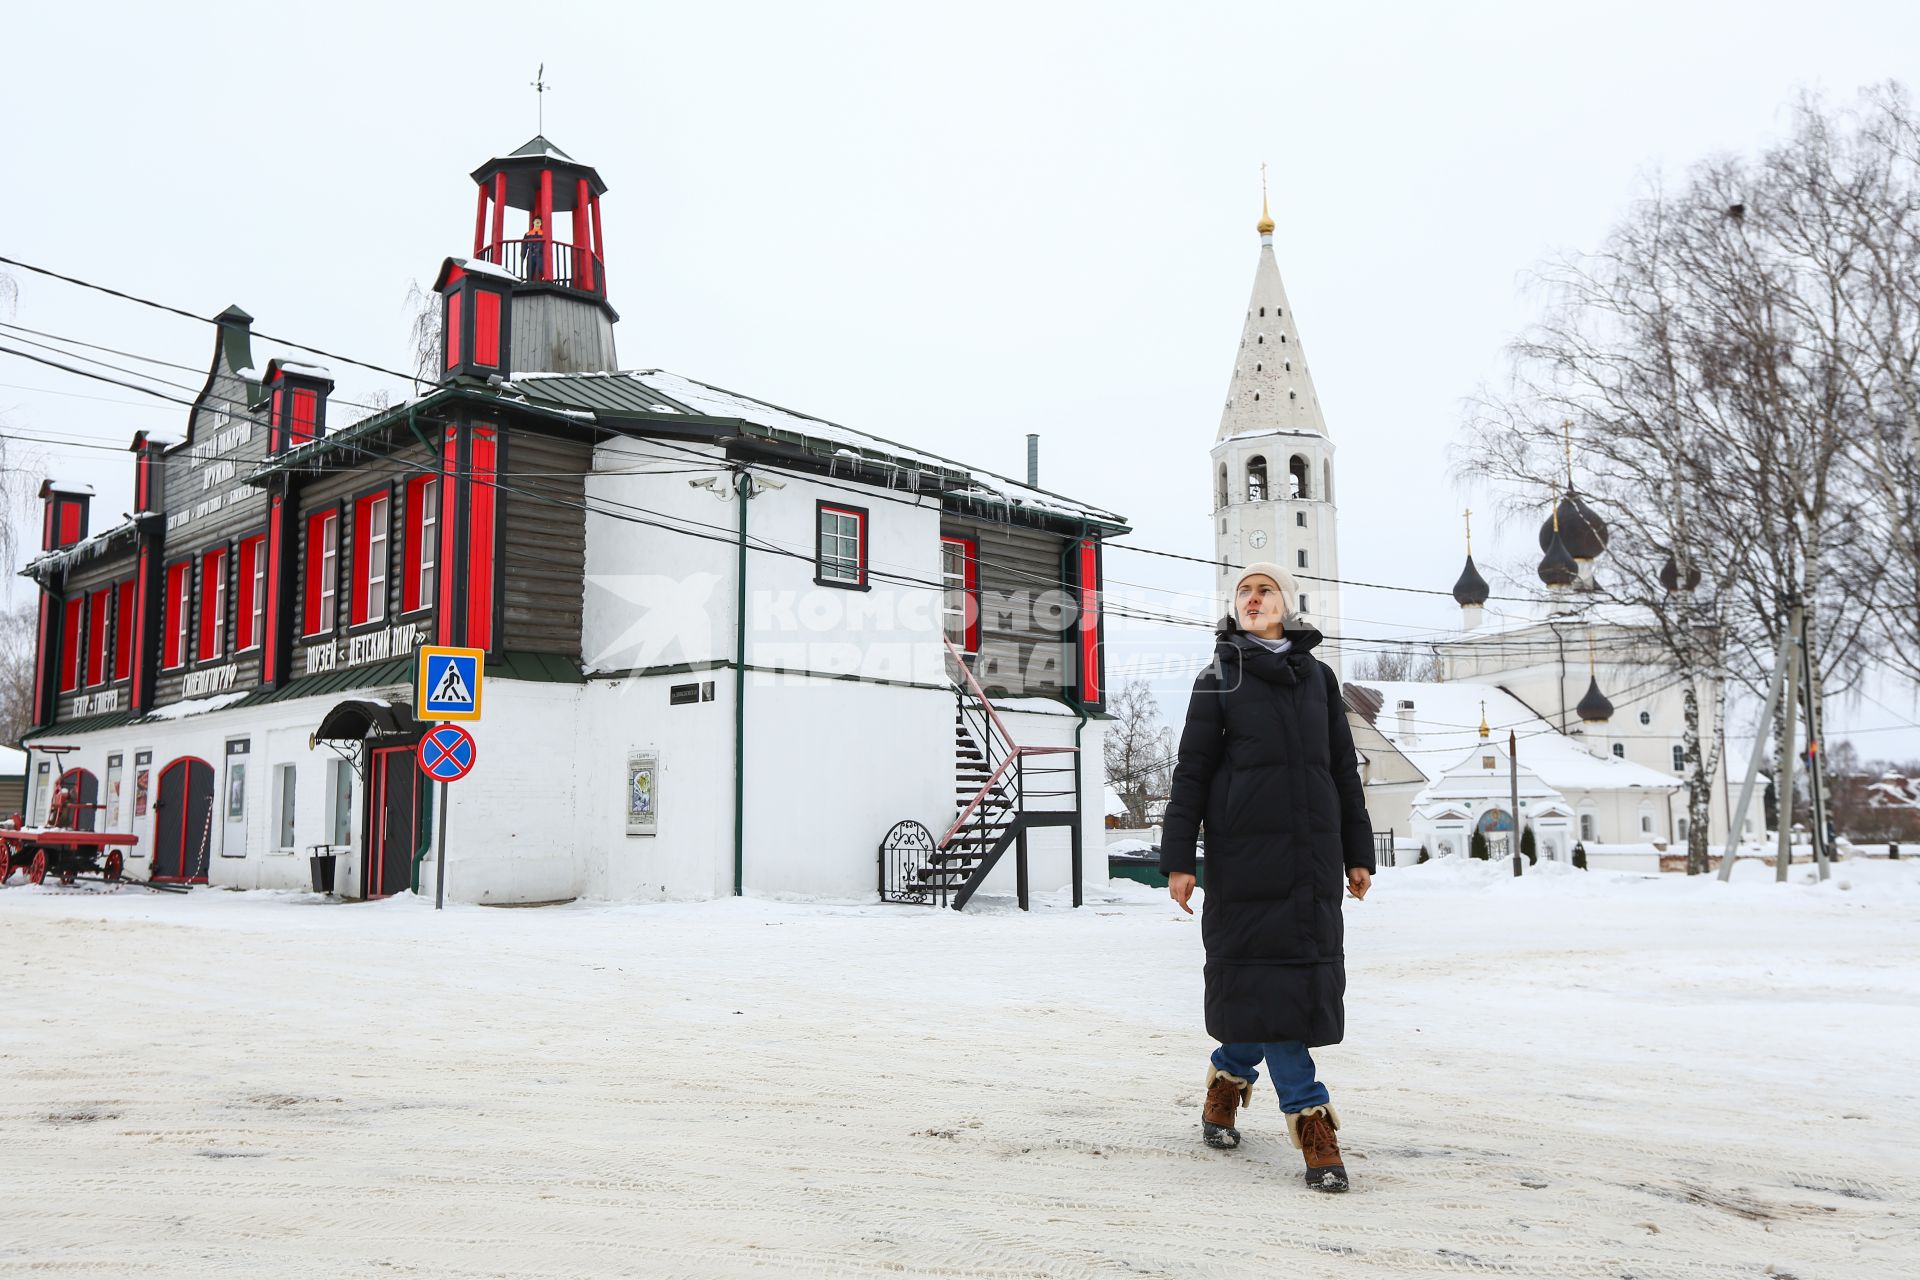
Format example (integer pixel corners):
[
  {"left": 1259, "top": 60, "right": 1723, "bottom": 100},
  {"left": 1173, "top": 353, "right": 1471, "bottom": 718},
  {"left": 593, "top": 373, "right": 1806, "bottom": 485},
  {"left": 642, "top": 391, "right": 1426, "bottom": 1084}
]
[
  {"left": 1538, "top": 530, "right": 1578, "bottom": 589},
  {"left": 1659, "top": 553, "right": 1703, "bottom": 593},
  {"left": 1537, "top": 490, "right": 1609, "bottom": 561},
  {"left": 1452, "top": 554, "right": 1490, "bottom": 607},
  {"left": 1577, "top": 674, "right": 1615, "bottom": 724}
]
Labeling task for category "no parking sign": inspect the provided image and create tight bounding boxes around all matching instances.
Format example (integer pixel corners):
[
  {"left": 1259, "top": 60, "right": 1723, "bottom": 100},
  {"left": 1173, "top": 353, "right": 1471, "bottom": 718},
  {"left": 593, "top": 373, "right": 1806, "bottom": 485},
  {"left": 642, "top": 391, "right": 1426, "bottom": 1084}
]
[{"left": 417, "top": 725, "right": 477, "bottom": 783}]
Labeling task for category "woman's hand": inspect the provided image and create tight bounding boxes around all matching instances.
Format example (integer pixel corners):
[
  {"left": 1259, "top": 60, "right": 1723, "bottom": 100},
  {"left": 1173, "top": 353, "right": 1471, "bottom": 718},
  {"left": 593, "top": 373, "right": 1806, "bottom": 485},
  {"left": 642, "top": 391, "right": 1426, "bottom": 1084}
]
[
  {"left": 1347, "top": 868, "right": 1371, "bottom": 901},
  {"left": 1168, "top": 872, "right": 1197, "bottom": 914}
]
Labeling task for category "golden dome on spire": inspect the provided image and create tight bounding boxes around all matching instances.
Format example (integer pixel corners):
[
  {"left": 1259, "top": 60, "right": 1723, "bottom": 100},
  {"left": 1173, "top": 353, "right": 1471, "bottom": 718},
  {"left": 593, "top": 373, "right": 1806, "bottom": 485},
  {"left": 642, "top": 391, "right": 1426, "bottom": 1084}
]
[{"left": 1257, "top": 162, "right": 1274, "bottom": 235}]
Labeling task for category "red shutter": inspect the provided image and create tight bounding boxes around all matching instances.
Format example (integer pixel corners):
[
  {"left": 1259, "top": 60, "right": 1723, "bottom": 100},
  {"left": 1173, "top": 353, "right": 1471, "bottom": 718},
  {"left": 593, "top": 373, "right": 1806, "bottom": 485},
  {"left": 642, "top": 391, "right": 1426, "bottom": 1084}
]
[
  {"left": 59, "top": 597, "right": 82, "bottom": 692},
  {"left": 59, "top": 503, "right": 82, "bottom": 547},
  {"left": 263, "top": 499, "right": 284, "bottom": 682},
  {"left": 1076, "top": 538, "right": 1101, "bottom": 706},
  {"left": 473, "top": 290, "right": 501, "bottom": 367},
  {"left": 114, "top": 580, "right": 135, "bottom": 681},
  {"left": 351, "top": 496, "right": 371, "bottom": 625},
  {"left": 467, "top": 426, "right": 497, "bottom": 649},
  {"left": 87, "top": 587, "right": 110, "bottom": 686},
  {"left": 162, "top": 563, "right": 189, "bottom": 670},
  {"left": 445, "top": 293, "right": 463, "bottom": 370},
  {"left": 437, "top": 428, "right": 458, "bottom": 643},
  {"left": 292, "top": 389, "right": 318, "bottom": 446}
]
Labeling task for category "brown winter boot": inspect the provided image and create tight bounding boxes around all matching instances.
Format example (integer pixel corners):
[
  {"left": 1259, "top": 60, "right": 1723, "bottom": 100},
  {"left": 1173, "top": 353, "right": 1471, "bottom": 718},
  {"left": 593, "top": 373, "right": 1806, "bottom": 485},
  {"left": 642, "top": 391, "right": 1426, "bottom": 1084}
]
[
  {"left": 1202, "top": 1066, "right": 1253, "bottom": 1150},
  {"left": 1286, "top": 1104, "right": 1348, "bottom": 1192}
]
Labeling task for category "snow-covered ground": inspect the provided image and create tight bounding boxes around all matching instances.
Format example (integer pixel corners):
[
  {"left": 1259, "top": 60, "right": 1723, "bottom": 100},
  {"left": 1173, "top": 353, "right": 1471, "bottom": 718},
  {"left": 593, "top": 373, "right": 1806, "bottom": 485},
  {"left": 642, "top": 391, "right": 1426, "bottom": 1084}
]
[{"left": 3, "top": 858, "right": 1916, "bottom": 1278}]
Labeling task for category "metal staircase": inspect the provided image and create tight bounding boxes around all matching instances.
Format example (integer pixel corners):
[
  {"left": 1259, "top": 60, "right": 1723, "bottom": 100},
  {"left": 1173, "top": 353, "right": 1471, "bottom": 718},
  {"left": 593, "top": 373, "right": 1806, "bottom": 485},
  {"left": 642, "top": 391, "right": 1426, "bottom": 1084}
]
[{"left": 879, "top": 638, "right": 1082, "bottom": 911}]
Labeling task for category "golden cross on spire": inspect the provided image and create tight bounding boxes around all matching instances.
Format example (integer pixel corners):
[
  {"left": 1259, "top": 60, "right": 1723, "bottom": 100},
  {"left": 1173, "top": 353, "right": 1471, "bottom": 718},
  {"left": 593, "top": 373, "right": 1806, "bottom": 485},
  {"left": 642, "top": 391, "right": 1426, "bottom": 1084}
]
[
  {"left": 1257, "top": 163, "right": 1274, "bottom": 235},
  {"left": 1463, "top": 507, "right": 1473, "bottom": 554},
  {"left": 1478, "top": 701, "right": 1490, "bottom": 739},
  {"left": 1562, "top": 418, "right": 1575, "bottom": 490}
]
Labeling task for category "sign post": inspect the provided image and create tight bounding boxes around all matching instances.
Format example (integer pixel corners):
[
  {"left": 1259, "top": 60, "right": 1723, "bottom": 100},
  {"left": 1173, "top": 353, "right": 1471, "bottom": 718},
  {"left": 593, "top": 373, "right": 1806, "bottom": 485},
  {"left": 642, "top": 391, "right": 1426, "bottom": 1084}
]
[{"left": 415, "top": 648, "right": 485, "bottom": 910}]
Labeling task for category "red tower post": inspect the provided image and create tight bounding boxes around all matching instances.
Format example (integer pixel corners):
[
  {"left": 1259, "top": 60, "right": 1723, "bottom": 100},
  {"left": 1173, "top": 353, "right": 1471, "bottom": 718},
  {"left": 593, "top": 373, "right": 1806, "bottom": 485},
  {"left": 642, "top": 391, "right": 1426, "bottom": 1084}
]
[
  {"left": 575, "top": 177, "right": 593, "bottom": 292},
  {"left": 589, "top": 193, "right": 605, "bottom": 295},
  {"left": 473, "top": 183, "right": 488, "bottom": 258}
]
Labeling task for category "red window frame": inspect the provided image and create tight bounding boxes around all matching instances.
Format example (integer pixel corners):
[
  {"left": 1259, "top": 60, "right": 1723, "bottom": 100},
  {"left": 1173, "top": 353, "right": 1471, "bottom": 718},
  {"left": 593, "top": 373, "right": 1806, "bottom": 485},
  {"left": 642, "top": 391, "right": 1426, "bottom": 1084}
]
[
  {"left": 198, "top": 547, "right": 229, "bottom": 662},
  {"left": 113, "top": 579, "right": 135, "bottom": 681},
  {"left": 815, "top": 502, "right": 868, "bottom": 589},
  {"left": 235, "top": 534, "right": 267, "bottom": 652},
  {"left": 402, "top": 475, "right": 438, "bottom": 615},
  {"left": 940, "top": 535, "right": 980, "bottom": 653},
  {"left": 59, "top": 596, "right": 83, "bottom": 693},
  {"left": 303, "top": 509, "right": 340, "bottom": 637},
  {"left": 162, "top": 560, "right": 192, "bottom": 670},
  {"left": 1075, "top": 537, "right": 1101, "bottom": 706},
  {"left": 351, "top": 489, "right": 392, "bottom": 626},
  {"left": 86, "top": 587, "right": 111, "bottom": 686}
]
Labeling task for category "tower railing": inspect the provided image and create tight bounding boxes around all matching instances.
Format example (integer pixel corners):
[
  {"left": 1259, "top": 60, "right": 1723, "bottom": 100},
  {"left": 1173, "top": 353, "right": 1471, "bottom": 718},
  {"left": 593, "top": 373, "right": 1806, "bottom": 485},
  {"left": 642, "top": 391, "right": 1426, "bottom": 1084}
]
[{"left": 476, "top": 239, "right": 606, "bottom": 297}]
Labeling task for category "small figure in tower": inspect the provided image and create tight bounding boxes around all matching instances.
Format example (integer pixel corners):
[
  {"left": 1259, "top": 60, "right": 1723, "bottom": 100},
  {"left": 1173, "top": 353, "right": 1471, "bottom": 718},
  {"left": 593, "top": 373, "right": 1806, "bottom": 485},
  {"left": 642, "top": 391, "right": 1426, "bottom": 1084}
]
[{"left": 522, "top": 216, "right": 547, "bottom": 279}]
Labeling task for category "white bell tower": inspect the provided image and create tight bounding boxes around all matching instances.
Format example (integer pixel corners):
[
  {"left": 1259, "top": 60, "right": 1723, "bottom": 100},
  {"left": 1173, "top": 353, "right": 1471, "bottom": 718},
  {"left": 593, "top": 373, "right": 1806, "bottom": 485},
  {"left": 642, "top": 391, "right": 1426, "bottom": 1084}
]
[{"left": 1210, "top": 182, "right": 1342, "bottom": 662}]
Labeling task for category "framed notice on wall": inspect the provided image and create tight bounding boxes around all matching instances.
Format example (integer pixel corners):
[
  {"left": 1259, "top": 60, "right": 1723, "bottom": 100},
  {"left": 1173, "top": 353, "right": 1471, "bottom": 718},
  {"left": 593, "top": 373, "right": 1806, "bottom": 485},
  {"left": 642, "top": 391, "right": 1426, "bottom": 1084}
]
[{"left": 626, "top": 751, "right": 659, "bottom": 837}]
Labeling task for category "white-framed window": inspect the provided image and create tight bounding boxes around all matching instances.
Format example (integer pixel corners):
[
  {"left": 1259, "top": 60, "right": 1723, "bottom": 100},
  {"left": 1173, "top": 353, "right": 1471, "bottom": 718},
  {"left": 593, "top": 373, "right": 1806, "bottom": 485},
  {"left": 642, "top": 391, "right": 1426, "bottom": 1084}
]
[
  {"left": 1673, "top": 745, "right": 1686, "bottom": 771},
  {"left": 274, "top": 764, "right": 297, "bottom": 851},
  {"left": 417, "top": 479, "right": 437, "bottom": 610},
  {"left": 1612, "top": 742, "right": 1626, "bottom": 759},
  {"left": 1639, "top": 710, "right": 1652, "bottom": 725},
  {"left": 1639, "top": 807, "right": 1655, "bottom": 835},
  {"left": 940, "top": 536, "right": 978, "bottom": 653},
  {"left": 1295, "top": 512, "right": 1306, "bottom": 527},
  {"left": 1579, "top": 811, "right": 1595, "bottom": 841},
  {"left": 816, "top": 503, "right": 866, "bottom": 587},
  {"left": 1297, "top": 549, "right": 1308, "bottom": 568},
  {"left": 1677, "top": 817, "right": 1690, "bottom": 841},
  {"left": 329, "top": 758, "right": 354, "bottom": 847}
]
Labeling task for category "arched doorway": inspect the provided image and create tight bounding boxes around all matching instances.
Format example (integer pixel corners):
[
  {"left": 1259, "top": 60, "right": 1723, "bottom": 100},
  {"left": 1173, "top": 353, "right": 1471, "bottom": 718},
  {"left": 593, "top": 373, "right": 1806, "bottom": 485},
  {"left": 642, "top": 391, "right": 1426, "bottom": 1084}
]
[
  {"left": 55, "top": 768, "right": 100, "bottom": 832},
  {"left": 152, "top": 757, "right": 215, "bottom": 883},
  {"left": 1476, "top": 808, "right": 1515, "bottom": 835}
]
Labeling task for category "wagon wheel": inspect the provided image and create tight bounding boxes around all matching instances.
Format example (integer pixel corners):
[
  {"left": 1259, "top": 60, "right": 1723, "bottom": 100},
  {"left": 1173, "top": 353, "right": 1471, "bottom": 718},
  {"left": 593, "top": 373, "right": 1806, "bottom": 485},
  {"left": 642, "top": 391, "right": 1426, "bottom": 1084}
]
[
  {"left": 104, "top": 851, "right": 124, "bottom": 883},
  {"left": 28, "top": 850, "right": 47, "bottom": 886}
]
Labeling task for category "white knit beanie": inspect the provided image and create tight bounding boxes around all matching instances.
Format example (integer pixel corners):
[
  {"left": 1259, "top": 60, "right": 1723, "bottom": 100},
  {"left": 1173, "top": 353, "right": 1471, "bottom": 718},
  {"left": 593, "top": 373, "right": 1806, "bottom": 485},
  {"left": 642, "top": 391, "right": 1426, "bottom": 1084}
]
[{"left": 1228, "top": 560, "right": 1303, "bottom": 621}]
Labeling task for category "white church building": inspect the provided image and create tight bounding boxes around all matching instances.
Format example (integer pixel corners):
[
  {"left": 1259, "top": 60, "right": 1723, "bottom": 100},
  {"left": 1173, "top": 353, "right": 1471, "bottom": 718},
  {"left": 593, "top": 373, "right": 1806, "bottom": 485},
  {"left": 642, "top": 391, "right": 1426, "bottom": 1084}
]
[{"left": 1204, "top": 196, "right": 1758, "bottom": 868}]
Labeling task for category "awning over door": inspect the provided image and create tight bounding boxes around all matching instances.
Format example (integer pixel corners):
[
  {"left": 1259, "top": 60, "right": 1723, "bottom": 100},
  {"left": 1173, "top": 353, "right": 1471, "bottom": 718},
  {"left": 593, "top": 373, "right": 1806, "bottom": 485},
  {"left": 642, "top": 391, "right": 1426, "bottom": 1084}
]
[{"left": 312, "top": 700, "right": 426, "bottom": 745}]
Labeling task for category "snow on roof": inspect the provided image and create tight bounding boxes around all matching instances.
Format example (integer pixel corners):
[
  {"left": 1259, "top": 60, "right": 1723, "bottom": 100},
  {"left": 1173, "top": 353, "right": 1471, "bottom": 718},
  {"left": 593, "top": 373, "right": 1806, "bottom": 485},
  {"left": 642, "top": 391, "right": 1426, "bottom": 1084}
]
[
  {"left": 23, "top": 515, "right": 143, "bottom": 574},
  {"left": 628, "top": 370, "right": 1127, "bottom": 527},
  {"left": 0, "top": 745, "right": 26, "bottom": 777},
  {"left": 1353, "top": 679, "right": 1679, "bottom": 794},
  {"left": 42, "top": 479, "right": 95, "bottom": 496},
  {"left": 145, "top": 690, "right": 251, "bottom": 721},
  {"left": 455, "top": 256, "right": 520, "bottom": 282},
  {"left": 272, "top": 359, "right": 334, "bottom": 379}
]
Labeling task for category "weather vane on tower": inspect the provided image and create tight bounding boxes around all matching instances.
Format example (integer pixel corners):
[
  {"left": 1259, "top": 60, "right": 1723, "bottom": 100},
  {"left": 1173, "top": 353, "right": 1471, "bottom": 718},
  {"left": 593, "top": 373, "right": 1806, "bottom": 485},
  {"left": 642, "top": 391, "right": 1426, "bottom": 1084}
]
[{"left": 530, "top": 63, "right": 550, "bottom": 133}]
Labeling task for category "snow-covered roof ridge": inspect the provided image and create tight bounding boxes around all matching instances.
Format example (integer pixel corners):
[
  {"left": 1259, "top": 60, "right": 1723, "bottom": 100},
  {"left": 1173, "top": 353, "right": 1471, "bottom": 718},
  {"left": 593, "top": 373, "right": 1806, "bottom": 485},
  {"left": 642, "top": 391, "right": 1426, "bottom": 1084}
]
[
  {"left": 22, "top": 515, "right": 144, "bottom": 575},
  {"left": 631, "top": 369, "right": 1128, "bottom": 527}
]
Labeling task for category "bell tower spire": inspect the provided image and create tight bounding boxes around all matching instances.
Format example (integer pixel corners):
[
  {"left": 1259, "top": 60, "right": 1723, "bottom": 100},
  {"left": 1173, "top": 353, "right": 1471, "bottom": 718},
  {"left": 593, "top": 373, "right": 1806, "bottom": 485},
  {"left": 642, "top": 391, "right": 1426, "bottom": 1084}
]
[{"left": 1208, "top": 177, "right": 1343, "bottom": 664}]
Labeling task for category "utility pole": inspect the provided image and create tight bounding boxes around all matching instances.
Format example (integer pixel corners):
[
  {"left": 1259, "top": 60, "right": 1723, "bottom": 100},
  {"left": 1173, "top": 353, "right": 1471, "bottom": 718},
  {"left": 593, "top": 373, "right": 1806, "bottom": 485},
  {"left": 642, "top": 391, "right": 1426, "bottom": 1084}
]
[{"left": 1509, "top": 729, "right": 1523, "bottom": 878}]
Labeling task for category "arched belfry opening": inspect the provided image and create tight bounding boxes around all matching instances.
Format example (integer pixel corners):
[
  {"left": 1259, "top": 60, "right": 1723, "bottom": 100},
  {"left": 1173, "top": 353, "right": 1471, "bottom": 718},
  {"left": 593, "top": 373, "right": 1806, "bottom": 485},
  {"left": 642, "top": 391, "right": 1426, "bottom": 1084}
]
[
  {"left": 1288, "top": 455, "right": 1309, "bottom": 500},
  {"left": 1246, "top": 455, "right": 1268, "bottom": 502},
  {"left": 1216, "top": 464, "right": 1229, "bottom": 509}
]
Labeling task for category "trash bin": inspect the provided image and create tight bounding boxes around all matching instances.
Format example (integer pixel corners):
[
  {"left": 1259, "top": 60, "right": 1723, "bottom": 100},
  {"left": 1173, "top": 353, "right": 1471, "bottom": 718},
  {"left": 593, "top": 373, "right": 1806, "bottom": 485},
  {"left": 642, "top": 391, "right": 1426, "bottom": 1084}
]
[{"left": 308, "top": 847, "right": 338, "bottom": 894}]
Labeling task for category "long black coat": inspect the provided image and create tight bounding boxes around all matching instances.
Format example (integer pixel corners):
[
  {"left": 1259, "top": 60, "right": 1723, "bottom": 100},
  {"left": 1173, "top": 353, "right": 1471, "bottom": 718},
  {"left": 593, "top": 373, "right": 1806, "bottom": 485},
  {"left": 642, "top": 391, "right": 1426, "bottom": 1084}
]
[{"left": 1158, "top": 623, "right": 1374, "bottom": 1047}]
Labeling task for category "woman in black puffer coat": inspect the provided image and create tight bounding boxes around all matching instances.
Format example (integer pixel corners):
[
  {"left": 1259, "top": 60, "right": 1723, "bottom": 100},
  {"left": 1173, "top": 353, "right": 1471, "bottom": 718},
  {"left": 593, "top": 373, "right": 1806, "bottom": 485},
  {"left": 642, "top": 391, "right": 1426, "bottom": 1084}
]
[{"left": 1158, "top": 562, "right": 1374, "bottom": 1192}]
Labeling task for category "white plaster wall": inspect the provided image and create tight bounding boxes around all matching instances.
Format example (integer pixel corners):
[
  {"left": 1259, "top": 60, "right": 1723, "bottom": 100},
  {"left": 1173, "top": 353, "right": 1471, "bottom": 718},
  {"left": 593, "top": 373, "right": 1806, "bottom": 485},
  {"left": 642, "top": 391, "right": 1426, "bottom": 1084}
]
[
  {"left": 740, "top": 676, "right": 951, "bottom": 900},
  {"left": 577, "top": 672, "right": 736, "bottom": 903}
]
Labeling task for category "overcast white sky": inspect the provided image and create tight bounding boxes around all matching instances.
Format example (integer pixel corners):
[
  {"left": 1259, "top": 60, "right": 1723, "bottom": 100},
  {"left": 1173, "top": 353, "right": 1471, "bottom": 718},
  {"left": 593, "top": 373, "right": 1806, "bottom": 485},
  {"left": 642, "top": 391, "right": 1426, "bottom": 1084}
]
[{"left": 5, "top": 1, "right": 1919, "bottom": 756}]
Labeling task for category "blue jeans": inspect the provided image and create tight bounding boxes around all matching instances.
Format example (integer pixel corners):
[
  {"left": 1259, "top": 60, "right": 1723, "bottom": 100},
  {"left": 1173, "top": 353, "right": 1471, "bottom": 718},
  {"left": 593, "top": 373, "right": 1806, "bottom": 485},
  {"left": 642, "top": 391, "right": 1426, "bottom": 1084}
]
[{"left": 1212, "top": 1041, "right": 1331, "bottom": 1113}]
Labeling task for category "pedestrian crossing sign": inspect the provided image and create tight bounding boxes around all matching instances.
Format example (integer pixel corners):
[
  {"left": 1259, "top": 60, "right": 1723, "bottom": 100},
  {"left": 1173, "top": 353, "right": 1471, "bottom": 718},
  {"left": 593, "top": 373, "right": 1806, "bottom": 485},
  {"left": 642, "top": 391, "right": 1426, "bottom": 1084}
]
[{"left": 416, "top": 646, "right": 485, "bottom": 721}]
